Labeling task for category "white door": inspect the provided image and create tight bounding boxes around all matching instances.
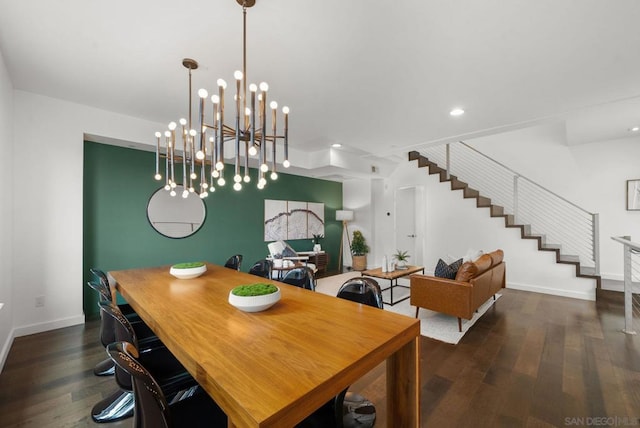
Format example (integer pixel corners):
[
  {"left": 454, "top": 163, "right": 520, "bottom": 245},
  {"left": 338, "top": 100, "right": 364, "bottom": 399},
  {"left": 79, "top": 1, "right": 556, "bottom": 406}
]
[{"left": 395, "top": 187, "right": 418, "bottom": 266}]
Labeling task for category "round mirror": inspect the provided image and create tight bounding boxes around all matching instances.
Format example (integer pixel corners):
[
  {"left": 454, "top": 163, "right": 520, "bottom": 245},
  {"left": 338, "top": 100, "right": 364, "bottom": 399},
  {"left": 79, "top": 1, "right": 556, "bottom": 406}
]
[{"left": 146, "top": 186, "right": 206, "bottom": 238}]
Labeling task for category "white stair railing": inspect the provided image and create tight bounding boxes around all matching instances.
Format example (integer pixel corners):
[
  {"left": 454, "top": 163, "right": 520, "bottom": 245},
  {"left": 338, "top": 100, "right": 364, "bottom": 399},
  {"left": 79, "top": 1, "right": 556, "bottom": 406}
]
[
  {"left": 419, "top": 141, "right": 600, "bottom": 273},
  {"left": 611, "top": 236, "right": 640, "bottom": 335}
]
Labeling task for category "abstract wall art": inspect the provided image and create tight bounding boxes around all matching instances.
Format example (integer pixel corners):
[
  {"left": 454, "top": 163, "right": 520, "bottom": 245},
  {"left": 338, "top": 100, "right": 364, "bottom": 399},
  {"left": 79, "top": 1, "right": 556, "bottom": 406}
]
[{"left": 264, "top": 200, "right": 325, "bottom": 241}]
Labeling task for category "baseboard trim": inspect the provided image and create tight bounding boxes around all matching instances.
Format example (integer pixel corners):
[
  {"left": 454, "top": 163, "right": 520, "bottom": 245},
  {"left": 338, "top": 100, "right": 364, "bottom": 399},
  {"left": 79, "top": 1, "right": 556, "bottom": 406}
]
[
  {"left": 13, "top": 315, "right": 86, "bottom": 339},
  {"left": 507, "top": 281, "right": 595, "bottom": 301}
]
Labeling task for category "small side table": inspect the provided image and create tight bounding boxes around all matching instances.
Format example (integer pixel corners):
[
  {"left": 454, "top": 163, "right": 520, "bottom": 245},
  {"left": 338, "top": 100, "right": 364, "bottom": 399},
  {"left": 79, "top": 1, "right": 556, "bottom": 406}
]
[{"left": 272, "top": 262, "right": 304, "bottom": 280}]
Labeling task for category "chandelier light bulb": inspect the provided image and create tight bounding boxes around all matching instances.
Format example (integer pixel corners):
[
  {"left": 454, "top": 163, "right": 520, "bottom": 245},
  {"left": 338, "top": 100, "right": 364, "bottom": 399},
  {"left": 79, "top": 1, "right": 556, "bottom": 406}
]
[
  {"left": 164, "top": 184, "right": 171, "bottom": 191},
  {"left": 260, "top": 163, "right": 268, "bottom": 172},
  {"left": 233, "top": 182, "right": 242, "bottom": 191},
  {"left": 270, "top": 101, "right": 278, "bottom": 110},
  {"left": 210, "top": 186, "right": 216, "bottom": 193},
  {"left": 249, "top": 83, "right": 258, "bottom": 92},
  {"left": 217, "top": 177, "right": 226, "bottom": 186},
  {"left": 211, "top": 94, "right": 220, "bottom": 104},
  {"left": 189, "top": 129, "right": 197, "bottom": 137},
  {"left": 259, "top": 177, "right": 267, "bottom": 186},
  {"left": 212, "top": 170, "right": 219, "bottom": 178},
  {"left": 259, "top": 82, "right": 269, "bottom": 92},
  {"left": 245, "top": 107, "right": 251, "bottom": 116},
  {"left": 179, "top": 118, "right": 187, "bottom": 126},
  {"left": 248, "top": 145, "right": 258, "bottom": 156},
  {"left": 202, "top": 182, "right": 209, "bottom": 189},
  {"left": 154, "top": 173, "right": 162, "bottom": 180},
  {"left": 190, "top": 172, "right": 197, "bottom": 180},
  {"left": 215, "top": 161, "right": 224, "bottom": 171},
  {"left": 217, "top": 78, "right": 227, "bottom": 89},
  {"left": 282, "top": 106, "right": 290, "bottom": 114},
  {"left": 196, "top": 150, "right": 205, "bottom": 160},
  {"left": 271, "top": 171, "right": 278, "bottom": 180},
  {"left": 199, "top": 191, "right": 208, "bottom": 199},
  {"left": 198, "top": 88, "right": 208, "bottom": 98},
  {"left": 168, "top": 122, "right": 177, "bottom": 131},
  {"left": 189, "top": 187, "right": 195, "bottom": 193},
  {"left": 170, "top": 181, "right": 177, "bottom": 189},
  {"left": 182, "top": 190, "right": 189, "bottom": 198},
  {"left": 243, "top": 175, "right": 250, "bottom": 183},
  {"left": 170, "top": 190, "right": 177, "bottom": 197},
  {"left": 164, "top": 130, "right": 171, "bottom": 137},
  {"left": 155, "top": 132, "right": 161, "bottom": 138},
  {"left": 257, "top": 182, "right": 265, "bottom": 190},
  {"left": 283, "top": 159, "right": 290, "bottom": 168},
  {"left": 234, "top": 70, "right": 243, "bottom": 81},
  {"left": 234, "top": 174, "right": 242, "bottom": 183}
]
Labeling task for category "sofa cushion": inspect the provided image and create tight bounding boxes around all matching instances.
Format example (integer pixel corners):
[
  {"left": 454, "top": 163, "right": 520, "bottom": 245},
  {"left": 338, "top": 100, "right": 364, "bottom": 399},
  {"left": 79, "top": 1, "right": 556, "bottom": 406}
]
[
  {"left": 434, "top": 258, "right": 463, "bottom": 279},
  {"left": 454, "top": 261, "right": 478, "bottom": 282},
  {"left": 474, "top": 254, "right": 493, "bottom": 276},
  {"left": 489, "top": 249, "right": 504, "bottom": 266}
]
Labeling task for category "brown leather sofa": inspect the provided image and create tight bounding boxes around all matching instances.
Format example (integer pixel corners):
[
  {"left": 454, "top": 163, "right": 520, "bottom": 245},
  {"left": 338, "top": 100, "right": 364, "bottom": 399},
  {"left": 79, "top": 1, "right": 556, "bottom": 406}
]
[{"left": 410, "top": 249, "right": 505, "bottom": 331}]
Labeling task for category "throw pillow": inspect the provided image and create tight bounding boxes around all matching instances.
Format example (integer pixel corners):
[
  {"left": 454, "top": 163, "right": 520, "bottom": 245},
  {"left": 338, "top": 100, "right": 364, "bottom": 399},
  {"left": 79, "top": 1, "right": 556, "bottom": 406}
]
[{"left": 434, "top": 258, "right": 463, "bottom": 280}]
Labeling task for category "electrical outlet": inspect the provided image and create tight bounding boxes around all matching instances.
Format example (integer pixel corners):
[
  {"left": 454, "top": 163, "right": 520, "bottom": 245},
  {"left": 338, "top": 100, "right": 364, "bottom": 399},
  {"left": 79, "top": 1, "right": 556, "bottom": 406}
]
[{"left": 35, "top": 295, "right": 45, "bottom": 308}]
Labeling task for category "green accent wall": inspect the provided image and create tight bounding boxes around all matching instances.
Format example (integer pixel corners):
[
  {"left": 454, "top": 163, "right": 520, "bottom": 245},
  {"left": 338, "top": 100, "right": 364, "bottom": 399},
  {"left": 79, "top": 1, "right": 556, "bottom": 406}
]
[{"left": 83, "top": 141, "right": 343, "bottom": 318}]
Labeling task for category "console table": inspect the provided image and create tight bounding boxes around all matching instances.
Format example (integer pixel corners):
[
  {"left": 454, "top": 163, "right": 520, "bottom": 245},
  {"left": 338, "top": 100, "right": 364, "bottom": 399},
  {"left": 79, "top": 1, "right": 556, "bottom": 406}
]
[{"left": 361, "top": 265, "right": 425, "bottom": 306}]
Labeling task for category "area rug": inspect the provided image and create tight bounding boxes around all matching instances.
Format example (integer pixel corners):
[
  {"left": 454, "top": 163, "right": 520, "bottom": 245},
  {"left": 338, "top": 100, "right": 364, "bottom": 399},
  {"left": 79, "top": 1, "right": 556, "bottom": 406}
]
[{"left": 316, "top": 272, "right": 501, "bottom": 345}]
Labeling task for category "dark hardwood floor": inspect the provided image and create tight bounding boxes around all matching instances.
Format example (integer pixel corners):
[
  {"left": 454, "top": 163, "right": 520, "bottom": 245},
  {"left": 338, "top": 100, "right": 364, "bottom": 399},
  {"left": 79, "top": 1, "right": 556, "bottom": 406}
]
[{"left": 1, "top": 288, "right": 639, "bottom": 427}]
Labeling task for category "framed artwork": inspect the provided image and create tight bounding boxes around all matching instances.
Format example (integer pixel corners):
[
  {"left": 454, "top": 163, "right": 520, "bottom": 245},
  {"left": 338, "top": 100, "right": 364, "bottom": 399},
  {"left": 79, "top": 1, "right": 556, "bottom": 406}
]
[
  {"left": 264, "top": 199, "right": 325, "bottom": 241},
  {"left": 627, "top": 179, "right": 640, "bottom": 211}
]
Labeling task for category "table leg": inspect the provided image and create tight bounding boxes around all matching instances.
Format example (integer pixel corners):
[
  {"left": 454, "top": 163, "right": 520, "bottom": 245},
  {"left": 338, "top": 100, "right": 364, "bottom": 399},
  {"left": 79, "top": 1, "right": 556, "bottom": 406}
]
[{"left": 387, "top": 335, "right": 421, "bottom": 427}]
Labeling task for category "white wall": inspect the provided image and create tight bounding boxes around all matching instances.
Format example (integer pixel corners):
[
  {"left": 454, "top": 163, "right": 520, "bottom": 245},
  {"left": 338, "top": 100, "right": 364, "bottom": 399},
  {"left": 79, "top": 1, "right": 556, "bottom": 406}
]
[
  {"left": 345, "top": 153, "right": 597, "bottom": 301},
  {"left": 0, "top": 50, "right": 15, "bottom": 369},
  {"left": 342, "top": 179, "right": 374, "bottom": 270},
  {"left": 10, "top": 90, "right": 163, "bottom": 339},
  {"left": 468, "top": 124, "right": 640, "bottom": 280}
]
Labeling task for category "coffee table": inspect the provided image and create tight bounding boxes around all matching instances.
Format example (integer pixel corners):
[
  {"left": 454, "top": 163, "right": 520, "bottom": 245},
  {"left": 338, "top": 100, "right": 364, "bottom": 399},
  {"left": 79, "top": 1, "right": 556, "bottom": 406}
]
[{"left": 361, "top": 265, "right": 425, "bottom": 306}]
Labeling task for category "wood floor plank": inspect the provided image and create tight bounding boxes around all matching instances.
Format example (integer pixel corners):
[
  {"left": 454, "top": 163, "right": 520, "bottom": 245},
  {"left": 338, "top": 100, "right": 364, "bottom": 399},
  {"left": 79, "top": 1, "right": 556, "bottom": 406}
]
[{"left": 1, "top": 288, "right": 639, "bottom": 428}]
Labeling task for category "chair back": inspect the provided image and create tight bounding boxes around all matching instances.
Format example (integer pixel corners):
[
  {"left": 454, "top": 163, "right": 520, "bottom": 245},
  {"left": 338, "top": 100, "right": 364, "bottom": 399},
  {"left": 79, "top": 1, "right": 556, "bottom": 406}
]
[
  {"left": 282, "top": 267, "right": 316, "bottom": 291},
  {"left": 108, "top": 341, "right": 172, "bottom": 428},
  {"left": 336, "top": 277, "right": 384, "bottom": 309},
  {"left": 100, "top": 304, "right": 141, "bottom": 391},
  {"left": 224, "top": 254, "right": 243, "bottom": 271},
  {"left": 90, "top": 268, "right": 113, "bottom": 300},
  {"left": 248, "top": 259, "right": 273, "bottom": 278}
]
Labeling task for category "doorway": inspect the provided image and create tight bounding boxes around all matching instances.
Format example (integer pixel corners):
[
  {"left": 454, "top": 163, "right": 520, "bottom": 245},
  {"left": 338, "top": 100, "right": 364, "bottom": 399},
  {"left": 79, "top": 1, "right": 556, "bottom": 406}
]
[{"left": 394, "top": 186, "right": 423, "bottom": 267}]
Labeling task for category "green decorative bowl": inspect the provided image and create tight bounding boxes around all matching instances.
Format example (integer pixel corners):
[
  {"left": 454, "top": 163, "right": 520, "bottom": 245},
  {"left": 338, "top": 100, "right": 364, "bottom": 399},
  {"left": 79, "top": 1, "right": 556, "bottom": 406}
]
[
  {"left": 169, "top": 262, "right": 207, "bottom": 279},
  {"left": 228, "top": 283, "right": 281, "bottom": 312}
]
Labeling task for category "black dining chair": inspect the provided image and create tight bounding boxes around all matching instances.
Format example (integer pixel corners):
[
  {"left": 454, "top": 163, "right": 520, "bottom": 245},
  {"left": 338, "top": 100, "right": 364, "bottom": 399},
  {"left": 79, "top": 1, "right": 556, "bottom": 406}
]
[
  {"left": 107, "top": 341, "right": 228, "bottom": 428},
  {"left": 297, "top": 278, "right": 383, "bottom": 428},
  {"left": 87, "top": 268, "right": 145, "bottom": 378},
  {"left": 248, "top": 259, "right": 273, "bottom": 279},
  {"left": 336, "top": 277, "right": 384, "bottom": 310},
  {"left": 92, "top": 304, "right": 195, "bottom": 423},
  {"left": 224, "top": 254, "right": 243, "bottom": 271},
  {"left": 334, "top": 277, "right": 382, "bottom": 427},
  {"left": 281, "top": 266, "right": 316, "bottom": 291}
]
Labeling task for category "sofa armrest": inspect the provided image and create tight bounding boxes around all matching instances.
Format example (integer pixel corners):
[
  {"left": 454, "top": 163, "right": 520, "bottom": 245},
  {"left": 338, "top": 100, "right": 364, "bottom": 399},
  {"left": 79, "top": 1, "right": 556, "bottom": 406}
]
[{"left": 410, "top": 274, "right": 474, "bottom": 320}]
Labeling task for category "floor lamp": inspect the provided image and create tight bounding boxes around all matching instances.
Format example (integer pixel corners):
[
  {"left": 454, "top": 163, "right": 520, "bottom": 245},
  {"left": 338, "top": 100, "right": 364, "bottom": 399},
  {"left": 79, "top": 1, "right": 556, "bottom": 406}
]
[{"left": 336, "top": 210, "right": 354, "bottom": 273}]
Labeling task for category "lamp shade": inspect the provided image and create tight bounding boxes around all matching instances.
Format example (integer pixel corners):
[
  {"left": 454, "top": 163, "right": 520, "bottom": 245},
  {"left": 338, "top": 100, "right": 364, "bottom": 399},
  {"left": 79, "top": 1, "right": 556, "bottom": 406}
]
[{"left": 336, "top": 210, "right": 354, "bottom": 221}]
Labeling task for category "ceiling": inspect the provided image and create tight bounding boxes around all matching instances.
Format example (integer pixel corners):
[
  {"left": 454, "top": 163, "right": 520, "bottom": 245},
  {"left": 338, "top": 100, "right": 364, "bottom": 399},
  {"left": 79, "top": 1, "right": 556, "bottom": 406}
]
[{"left": 2, "top": 0, "right": 640, "bottom": 179}]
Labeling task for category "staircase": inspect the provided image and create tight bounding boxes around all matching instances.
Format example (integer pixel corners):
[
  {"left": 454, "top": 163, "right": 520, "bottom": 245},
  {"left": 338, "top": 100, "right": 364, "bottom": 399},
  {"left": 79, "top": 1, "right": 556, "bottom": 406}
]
[{"left": 408, "top": 145, "right": 602, "bottom": 289}]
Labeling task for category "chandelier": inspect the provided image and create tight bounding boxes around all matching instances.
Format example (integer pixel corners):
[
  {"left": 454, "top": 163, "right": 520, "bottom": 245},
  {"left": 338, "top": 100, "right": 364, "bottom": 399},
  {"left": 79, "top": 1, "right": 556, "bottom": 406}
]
[{"left": 153, "top": 0, "right": 290, "bottom": 198}]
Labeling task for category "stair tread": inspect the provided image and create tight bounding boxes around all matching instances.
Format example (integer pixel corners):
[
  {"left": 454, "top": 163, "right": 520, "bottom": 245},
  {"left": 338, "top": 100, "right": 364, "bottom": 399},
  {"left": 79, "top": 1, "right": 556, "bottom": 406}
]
[{"left": 408, "top": 150, "right": 602, "bottom": 292}]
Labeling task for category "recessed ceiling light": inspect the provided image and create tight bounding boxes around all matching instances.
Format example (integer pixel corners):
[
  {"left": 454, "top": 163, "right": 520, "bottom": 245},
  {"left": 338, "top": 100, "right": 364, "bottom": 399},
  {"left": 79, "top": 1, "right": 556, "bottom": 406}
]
[
  {"left": 450, "top": 108, "right": 465, "bottom": 117},
  {"left": 630, "top": 127, "right": 640, "bottom": 132},
  {"left": 332, "top": 143, "right": 342, "bottom": 148}
]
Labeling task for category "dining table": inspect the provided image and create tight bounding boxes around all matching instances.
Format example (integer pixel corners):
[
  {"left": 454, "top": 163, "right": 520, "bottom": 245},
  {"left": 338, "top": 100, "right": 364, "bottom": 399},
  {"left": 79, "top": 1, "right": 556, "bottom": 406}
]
[{"left": 110, "top": 263, "right": 421, "bottom": 428}]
